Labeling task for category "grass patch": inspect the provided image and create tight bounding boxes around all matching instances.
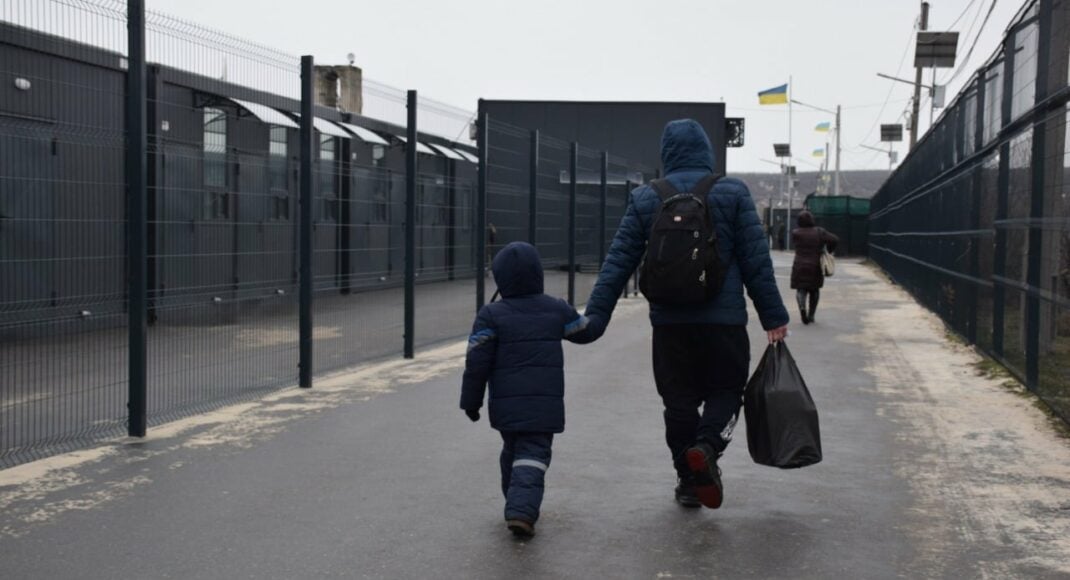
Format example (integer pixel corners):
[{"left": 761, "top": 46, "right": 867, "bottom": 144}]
[
  {"left": 972, "top": 356, "right": 1070, "bottom": 440},
  {"left": 1002, "top": 381, "right": 1070, "bottom": 441},
  {"left": 972, "top": 356, "right": 1011, "bottom": 381},
  {"left": 945, "top": 329, "right": 967, "bottom": 347}
]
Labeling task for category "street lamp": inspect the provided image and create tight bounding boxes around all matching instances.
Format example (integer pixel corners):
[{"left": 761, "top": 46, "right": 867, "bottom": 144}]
[
  {"left": 773, "top": 144, "right": 795, "bottom": 251},
  {"left": 791, "top": 98, "right": 843, "bottom": 197}
]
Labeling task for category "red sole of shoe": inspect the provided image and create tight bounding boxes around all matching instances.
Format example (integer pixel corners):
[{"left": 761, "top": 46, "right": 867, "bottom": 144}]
[{"left": 684, "top": 449, "right": 723, "bottom": 509}]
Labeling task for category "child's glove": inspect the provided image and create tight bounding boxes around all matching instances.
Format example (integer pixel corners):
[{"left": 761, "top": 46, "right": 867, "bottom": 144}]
[{"left": 464, "top": 409, "right": 480, "bottom": 422}]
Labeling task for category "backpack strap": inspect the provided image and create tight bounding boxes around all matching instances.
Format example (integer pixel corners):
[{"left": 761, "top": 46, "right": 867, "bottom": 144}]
[
  {"left": 689, "top": 173, "right": 721, "bottom": 196},
  {"left": 649, "top": 178, "right": 679, "bottom": 201},
  {"left": 651, "top": 174, "right": 721, "bottom": 201}
]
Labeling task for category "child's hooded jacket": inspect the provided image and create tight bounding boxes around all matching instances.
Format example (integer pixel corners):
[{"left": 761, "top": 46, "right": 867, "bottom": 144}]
[{"left": 460, "top": 242, "right": 593, "bottom": 433}]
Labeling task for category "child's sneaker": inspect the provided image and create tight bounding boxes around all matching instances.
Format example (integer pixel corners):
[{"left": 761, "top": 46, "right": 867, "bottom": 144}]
[
  {"left": 674, "top": 477, "right": 702, "bottom": 508},
  {"left": 506, "top": 519, "right": 536, "bottom": 538},
  {"left": 684, "top": 441, "right": 723, "bottom": 509}
]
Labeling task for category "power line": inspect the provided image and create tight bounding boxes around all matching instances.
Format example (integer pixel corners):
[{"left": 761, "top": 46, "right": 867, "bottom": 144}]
[
  {"left": 860, "top": 16, "right": 919, "bottom": 147},
  {"left": 944, "top": 0, "right": 1000, "bottom": 86},
  {"left": 946, "top": 0, "right": 981, "bottom": 30},
  {"left": 938, "top": 0, "right": 988, "bottom": 86}
]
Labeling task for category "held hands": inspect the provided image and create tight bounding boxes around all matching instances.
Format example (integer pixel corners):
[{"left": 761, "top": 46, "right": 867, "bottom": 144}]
[
  {"left": 464, "top": 408, "right": 480, "bottom": 422},
  {"left": 767, "top": 325, "right": 788, "bottom": 344},
  {"left": 585, "top": 313, "right": 608, "bottom": 340}
]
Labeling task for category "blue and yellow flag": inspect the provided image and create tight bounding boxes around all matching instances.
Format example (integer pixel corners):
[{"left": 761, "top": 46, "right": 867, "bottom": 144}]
[
  {"left": 813, "top": 148, "right": 826, "bottom": 157},
  {"left": 758, "top": 83, "right": 788, "bottom": 105},
  {"left": 815, "top": 122, "right": 831, "bottom": 132}
]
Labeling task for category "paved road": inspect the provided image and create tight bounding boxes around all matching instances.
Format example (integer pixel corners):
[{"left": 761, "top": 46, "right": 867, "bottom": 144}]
[{"left": 2, "top": 256, "right": 1069, "bottom": 579}]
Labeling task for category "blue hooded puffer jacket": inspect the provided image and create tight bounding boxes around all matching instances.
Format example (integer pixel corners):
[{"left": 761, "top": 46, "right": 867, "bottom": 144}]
[
  {"left": 585, "top": 119, "right": 788, "bottom": 330},
  {"left": 460, "top": 242, "right": 594, "bottom": 433}
]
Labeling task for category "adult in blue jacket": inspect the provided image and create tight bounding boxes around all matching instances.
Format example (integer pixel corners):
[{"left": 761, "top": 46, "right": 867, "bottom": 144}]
[{"left": 584, "top": 119, "right": 789, "bottom": 509}]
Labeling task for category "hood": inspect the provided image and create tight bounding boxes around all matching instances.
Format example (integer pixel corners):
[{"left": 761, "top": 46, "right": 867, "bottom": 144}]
[
  {"left": 797, "top": 210, "right": 815, "bottom": 228},
  {"left": 492, "top": 241, "right": 544, "bottom": 298},
  {"left": 660, "top": 119, "right": 716, "bottom": 175}
]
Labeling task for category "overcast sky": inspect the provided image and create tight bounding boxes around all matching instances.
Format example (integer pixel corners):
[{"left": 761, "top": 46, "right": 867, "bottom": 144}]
[{"left": 147, "top": 0, "right": 1026, "bottom": 173}]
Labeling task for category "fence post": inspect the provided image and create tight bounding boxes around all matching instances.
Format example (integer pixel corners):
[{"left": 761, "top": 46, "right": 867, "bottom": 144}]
[
  {"left": 622, "top": 179, "right": 631, "bottom": 300},
  {"left": 568, "top": 143, "right": 578, "bottom": 306},
  {"left": 599, "top": 152, "right": 608, "bottom": 268},
  {"left": 126, "top": 0, "right": 148, "bottom": 436},
  {"left": 1025, "top": 0, "right": 1054, "bottom": 388},
  {"left": 298, "top": 55, "right": 314, "bottom": 388},
  {"left": 992, "top": 33, "right": 1018, "bottom": 359},
  {"left": 476, "top": 104, "right": 488, "bottom": 309},
  {"left": 446, "top": 154, "right": 457, "bottom": 282},
  {"left": 529, "top": 130, "right": 539, "bottom": 244},
  {"left": 404, "top": 90, "right": 418, "bottom": 359},
  {"left": 339, "top": 136, "right": 353, "bottom": 294},
  {"left": 968, "top": 75, "right": 987, "bottom": 346}
]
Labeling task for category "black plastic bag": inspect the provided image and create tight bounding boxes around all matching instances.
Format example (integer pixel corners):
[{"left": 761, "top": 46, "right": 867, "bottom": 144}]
[{"left": 744, "top": 342, "right": 822, "bottom": 468}]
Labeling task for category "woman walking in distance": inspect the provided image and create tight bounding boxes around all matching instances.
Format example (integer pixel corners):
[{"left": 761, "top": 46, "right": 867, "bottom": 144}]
[{"left": 790, "top": 210, "right": 838, "bottom": 324}]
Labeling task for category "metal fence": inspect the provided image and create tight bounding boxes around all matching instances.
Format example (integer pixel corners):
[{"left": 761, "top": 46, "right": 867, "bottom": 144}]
[
  {"left": 0, "top": 0, "right": 650, "bottom": 467},
  {"left": 869, "top": 0, "right": 1070, "bottom": 423},
  {"left": 805, "top": 195, "right": 870, "bottom": 256}
]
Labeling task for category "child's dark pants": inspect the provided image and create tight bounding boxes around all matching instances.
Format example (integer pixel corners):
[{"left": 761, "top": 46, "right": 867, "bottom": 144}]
[{"left": 499, "top": 431, "right": 553, "bottom": 523}]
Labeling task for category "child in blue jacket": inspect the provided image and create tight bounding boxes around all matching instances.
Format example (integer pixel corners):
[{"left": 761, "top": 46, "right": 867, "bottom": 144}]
[{"left": 461, "top": 241, "right": 598, "bottom": 538}]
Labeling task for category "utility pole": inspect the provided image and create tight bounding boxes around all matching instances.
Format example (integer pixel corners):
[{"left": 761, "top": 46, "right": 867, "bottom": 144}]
[
  {"left": 909, "top": 1, "right": 930, "bottom": 149},
  {"left": 834, "top": 104, "right": 842, "bottom": 196},
  {"left": 930, "top": 67, "right": 937, "bottom": 127}
]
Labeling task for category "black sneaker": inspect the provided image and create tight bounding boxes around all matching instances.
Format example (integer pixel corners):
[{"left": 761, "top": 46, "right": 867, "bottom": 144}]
[
  {"left": 506, "top": 519, "right": 535, "bottom": 538},
  {"left": 674, "top": 477, "right": 702, "bottom": 508},
  {"left": 684, "top": 442, "right": 723, "bottom": 509}
]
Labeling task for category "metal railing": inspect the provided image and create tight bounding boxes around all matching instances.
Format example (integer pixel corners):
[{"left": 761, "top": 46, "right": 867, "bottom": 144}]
[
  {"left": 869, "top": 0, "right": 1070, "bottom": 423},
  {"left": 0, "top": 0, "right": 649, "bottom": 467}
]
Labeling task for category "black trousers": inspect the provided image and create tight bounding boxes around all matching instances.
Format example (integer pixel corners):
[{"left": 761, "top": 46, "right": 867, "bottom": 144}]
[
  {"left": 652, "top": 324, "right": 750, "bottom": 477},
  {"left": 796, "top": 289, "right": 820, "bottom": 319}
]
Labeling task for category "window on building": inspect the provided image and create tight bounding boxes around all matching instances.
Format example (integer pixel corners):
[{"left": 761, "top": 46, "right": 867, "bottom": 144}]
[
  {"left": 203, "top": 107, "right": 229, "bottom": 220},
  {"left": 320, "top": 134, "right": 335, "bottom": 161},
  {"left": 272, "top": 195, "right": 289, "bottom": 221},
  {"left": 374, "top": 189, "right": 388, "bottom": 223},
  {"left": 269, "top": 126, "right": 288, "bottom": 192},
  {"left": 204, "top": 107, "right": 226, "bottom": 188},
  {"left": 204, "top": 191, "right": 230, "bottom": 220},
  {"left": 318, "top": 134, "right": 337, "bottom": 222}
]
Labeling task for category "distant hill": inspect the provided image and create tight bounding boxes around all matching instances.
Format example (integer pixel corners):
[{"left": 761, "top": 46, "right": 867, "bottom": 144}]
[{"left": 732, "top": 170, "right": 890, "bottom": 204}]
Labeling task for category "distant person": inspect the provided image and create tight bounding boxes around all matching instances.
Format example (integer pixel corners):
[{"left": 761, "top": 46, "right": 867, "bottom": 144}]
[
  {"left": 581, "top": 119, "right": 789, "bottom": 510},
  {"left": 460, "top": 242, "right": 597, "bottom": 539},
  {"left": 776, "top": 222, "right": 787, "bottom": 250},
  {"left": 790, "top": 210, "right": 838, "bottom": 324}
]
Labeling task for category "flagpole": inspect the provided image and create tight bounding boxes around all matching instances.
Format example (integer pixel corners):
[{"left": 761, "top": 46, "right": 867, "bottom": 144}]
[
  {"left": 786, "top": 75, "right": 793, "bottom": 251},
  {"left": 834, "top": 104, "right": 842, "bottom": 197},
  {"left": 823, "top": 143, "right": 830, "bottom": 194}
]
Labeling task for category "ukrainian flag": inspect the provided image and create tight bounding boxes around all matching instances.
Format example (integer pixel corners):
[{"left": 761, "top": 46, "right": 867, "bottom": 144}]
[
  {"left": 815, "top": 122, "right": 831, "bottom": 132},
  {"left": 813, "top": 148, "right": 825, "bottom": 157},
  {"left": 758, "top": 83, "right": 788, "bottom": 105}
]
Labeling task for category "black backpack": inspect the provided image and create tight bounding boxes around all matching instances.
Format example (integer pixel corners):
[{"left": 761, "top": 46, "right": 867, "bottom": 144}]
[{"left": 638, "top": 174, "right": 725, "bottom": 306}]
